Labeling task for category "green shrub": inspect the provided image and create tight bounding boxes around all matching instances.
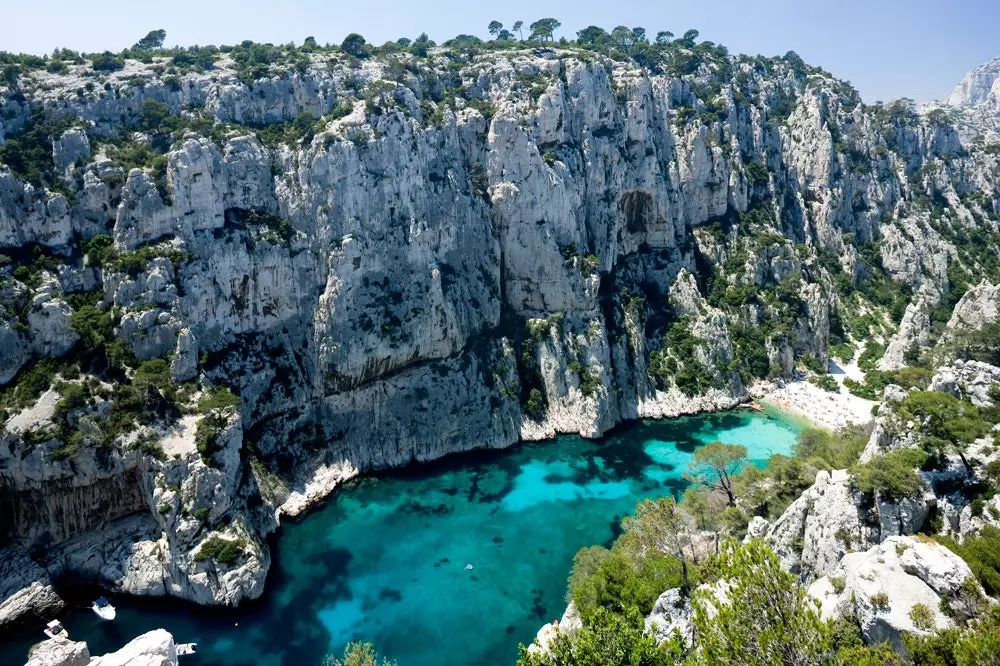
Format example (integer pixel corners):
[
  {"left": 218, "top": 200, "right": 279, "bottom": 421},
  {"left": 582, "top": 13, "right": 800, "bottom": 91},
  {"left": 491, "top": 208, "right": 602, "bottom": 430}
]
[
  {"left": 70, "top": 304, "right": 114, "bottom": 353},
  {"left": 936, "top": 526, "right": 1000, "bottom": 596},
  {"left": 91, "top": 51, "right": 124, "bottom": 71},
  {"left": 846, "top": 366, "right": 934, "bottom": 400},
  {"left": 689, "top": 539, "right": 833, "bottom": 665},
  {"left": 193, "top": 536, "right": 247, "bottom": 565},
  {"left": 909, "top": 602, "right": 935, "bottom": 631},
  {"left": 54, "top": 382, "right": 88, "bottom": 416},
  {"left": 835, "top": 644, "right": 906, "bottom": 665},
  {"left": 801, "top": 354, "right": 826, "bottom": 374},
  {"left": 794, "top": 423, "right": 869, "bottom": 470},
  {"left": 197, "top": 386, "right": 240, "bottom": 411},
  {"left": 744, "top": 159, "right": 769, "bottom": 185},
  {"left": 869, "top": 592, "right": 889, "bottom": 609},
  {"left": 858, "top": 342, "right": 885, "bottom": 373},
  {"left": 0, "top": 358, "right": 58, "bottom": 413},
  {"left": 0, "top": 107, "right": 75, "bottom": 191},
  {"left": 133, "top": 358, "right": 179, "bottom": 407},
  {"left": 195, "top": 411, "right": 229, "bottom": 464},
  {"left": 809, "top": 373, "right": 839, "bottom": 393},
  {"left": 327, "top": 641, "right": 398, "bottom": 666},
  {"left": 517, "top": 606, "right": 675, "bottom": 666},
  {"left": 568, "top": 544, "right": 687, "bottom": 620},
  {"left": 850, "top": 449, "right": 927, "bottom": 499}
]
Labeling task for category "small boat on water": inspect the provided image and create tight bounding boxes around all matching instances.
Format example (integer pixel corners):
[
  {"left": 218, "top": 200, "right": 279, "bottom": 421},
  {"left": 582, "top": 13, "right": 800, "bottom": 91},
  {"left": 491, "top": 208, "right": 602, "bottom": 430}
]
[
  {"left": 739, "top": 402, "right": 765, "bottom": 412},
  {"left": 177, "top": 643, "right": 198, "bottom": 656},
  {"left": 43, "top": 619, "right": 67, "bottom": 639},
  {"left": 91, "top": 596, "right": 117, "bottom": 621}
]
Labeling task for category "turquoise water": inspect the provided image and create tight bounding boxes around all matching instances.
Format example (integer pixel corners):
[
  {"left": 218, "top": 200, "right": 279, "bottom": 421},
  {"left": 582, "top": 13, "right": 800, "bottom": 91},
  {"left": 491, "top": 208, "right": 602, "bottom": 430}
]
[{"left": 0, "top": 410, "right": 803, "bottom": 666}]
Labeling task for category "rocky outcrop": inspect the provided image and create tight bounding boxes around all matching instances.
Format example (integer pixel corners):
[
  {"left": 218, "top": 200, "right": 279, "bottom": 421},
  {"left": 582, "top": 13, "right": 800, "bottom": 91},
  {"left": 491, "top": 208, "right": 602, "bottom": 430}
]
[
  {"left": 808, "top": 536, "right": 986, "bottom": 651},
  {"left": 0, "top": 403, "right": 267, "bottom": 617},
  {"left": 929, "top": 359, "right": 1000, "bottom": 407},
  {"left": 526, "top": 602, "right": 583, "bottom": 657},
  {"left": 89, "top": 629, "right": 177, "bottom": 666},
  {"left": 25, "top": 637, "right": 90, "bottom": 666},
  {"left": 0, "top": 546, "right": 64, "bottom": 629},
  {"left": 26, "top": 628, "right": 178, "bottom": 666},
  {"left": 765, "top": 469, "right": 931, "bottom": 581},
  {"left": 946, "top": 281, "right": 999, "bottom": 332},
  {"left": 859, "top": 384, "right": 917, "bottom": 462},
  {"left": 879, "top": 300, "right": 931, "bottom": 371},
  {"left": 52, "top": 129, "right": 90, "bottom": 180},
  {"left": 644, "top": 588, "right": 694, "bottom": 647},
  {"left": 948, "top": 56, "right": 1000, "bottom": 109}
]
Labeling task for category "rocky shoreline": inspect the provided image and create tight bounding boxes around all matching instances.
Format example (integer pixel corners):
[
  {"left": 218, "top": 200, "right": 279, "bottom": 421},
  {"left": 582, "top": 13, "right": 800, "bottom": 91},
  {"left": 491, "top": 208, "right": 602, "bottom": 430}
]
[{"left": 26, "top": 628, "right": 180, "bottom": 666}]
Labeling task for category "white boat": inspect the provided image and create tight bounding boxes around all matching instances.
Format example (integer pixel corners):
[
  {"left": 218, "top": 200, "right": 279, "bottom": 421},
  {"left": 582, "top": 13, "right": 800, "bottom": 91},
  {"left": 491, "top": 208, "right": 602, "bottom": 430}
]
[
  {"left": 43, "top": 619, "right": 67, "bottom": 639},
  {"left": 177, "top": 643, "right": 198, "bottom": 656},
  {"left": 91, "top": 597, "right": 117, "bottom": 621}
]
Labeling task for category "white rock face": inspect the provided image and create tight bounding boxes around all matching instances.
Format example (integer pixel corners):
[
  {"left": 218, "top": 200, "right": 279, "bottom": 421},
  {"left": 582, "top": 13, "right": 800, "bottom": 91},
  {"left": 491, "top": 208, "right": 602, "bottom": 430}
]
[
  {"left": 860, "top": 385, "right": 917, "bottom": 462},
  {"left": 169, "top": 328, "right": 198, "bottom": 382},
  {"left": 89, "top": 629, "right": 177, "bottom": 666},
  {"left": 808, "top": 536, "right": 983, "bottom": 650},
  {"left": 946, "top": 281, "right": 999, "bottom": 332},
  {"left": 765, "top": 469, "right": 931, "bottom": 581},
  {"left": 23, "top": 629, "right": 179, "bottom": 666},
  {"left": 644, "top": 588, "right": 694, "bottom": 646},
  {"left": 52, "top": 128, "right": 91, "bottom": 179},
  {"left": 930, "top": 359, "right": 1000, "bottom": 407},
  {"left": 766, "top": 470, "right": 871, "bottom": 579},
  {"left": 0, "top": 546, "right": 65, "bottom": 629},
  {"left": 948, "top": 56, "right": 1000, "bottom": 108},
  {"left": 25, "top": 638, "right": 90, "bottom": 666}
]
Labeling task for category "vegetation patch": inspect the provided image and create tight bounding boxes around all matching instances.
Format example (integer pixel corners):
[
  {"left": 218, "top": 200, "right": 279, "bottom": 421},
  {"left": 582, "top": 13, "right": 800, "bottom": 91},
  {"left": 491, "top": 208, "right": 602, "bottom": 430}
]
[{"left": 193, "top": 536, "right": 247, "bottom": 565}]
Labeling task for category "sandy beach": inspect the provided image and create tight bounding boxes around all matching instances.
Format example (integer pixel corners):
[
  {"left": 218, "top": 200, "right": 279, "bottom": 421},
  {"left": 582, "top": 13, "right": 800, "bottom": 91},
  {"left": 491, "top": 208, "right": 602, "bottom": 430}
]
[{"left": 750, "top": 358, "right": 877, "bottom": 431}]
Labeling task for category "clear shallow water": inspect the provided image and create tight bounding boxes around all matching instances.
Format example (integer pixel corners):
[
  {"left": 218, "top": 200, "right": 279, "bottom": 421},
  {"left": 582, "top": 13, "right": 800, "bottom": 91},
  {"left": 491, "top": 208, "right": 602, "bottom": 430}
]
[{"left": 0, "top": 409, "right": 803, "bottom": 666}]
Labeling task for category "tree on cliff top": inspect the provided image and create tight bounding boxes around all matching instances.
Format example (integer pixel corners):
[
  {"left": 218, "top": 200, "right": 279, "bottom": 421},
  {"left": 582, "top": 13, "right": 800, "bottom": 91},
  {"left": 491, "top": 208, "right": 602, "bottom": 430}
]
[
  {"left": 529, "top": 18, "right": 561, "bottom": 42},
  {"left": 134, "top": 29, "right": 166, "bottom": 50},
  {"left": 341, "top": 33, "right": 369, "bottom": 58},
  {"left": 685, "top": 441, "right": 748, "bottom": 505},
  {"left": 620, "top": 497, "right": 693, "bottom": 594}
]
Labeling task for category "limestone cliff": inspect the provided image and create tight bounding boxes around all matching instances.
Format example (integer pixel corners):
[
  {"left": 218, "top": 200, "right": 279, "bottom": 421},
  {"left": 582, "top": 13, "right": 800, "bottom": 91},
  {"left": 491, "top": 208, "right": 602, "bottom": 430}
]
[{"left": 0, "top": 40, "right": 999, "bottom": 621}]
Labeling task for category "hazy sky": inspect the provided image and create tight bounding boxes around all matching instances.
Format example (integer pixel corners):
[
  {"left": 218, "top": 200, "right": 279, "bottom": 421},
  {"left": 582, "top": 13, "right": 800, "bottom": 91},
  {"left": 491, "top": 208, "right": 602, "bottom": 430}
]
[{"left": 4, "top": 0, "right": 998, "bottom": 102}]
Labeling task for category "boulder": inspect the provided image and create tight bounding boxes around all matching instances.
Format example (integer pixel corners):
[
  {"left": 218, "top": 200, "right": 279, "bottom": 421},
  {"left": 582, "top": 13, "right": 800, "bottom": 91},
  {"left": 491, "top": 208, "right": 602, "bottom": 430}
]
[
  {"left": 526, "top": 602, "right": 584, "bottom": 657},
  {"left": 808, "top": 536, "right": 985, "bottom": 651},
  {"left": 24, "top": 638, "right": 90, "bottom": 666}
]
